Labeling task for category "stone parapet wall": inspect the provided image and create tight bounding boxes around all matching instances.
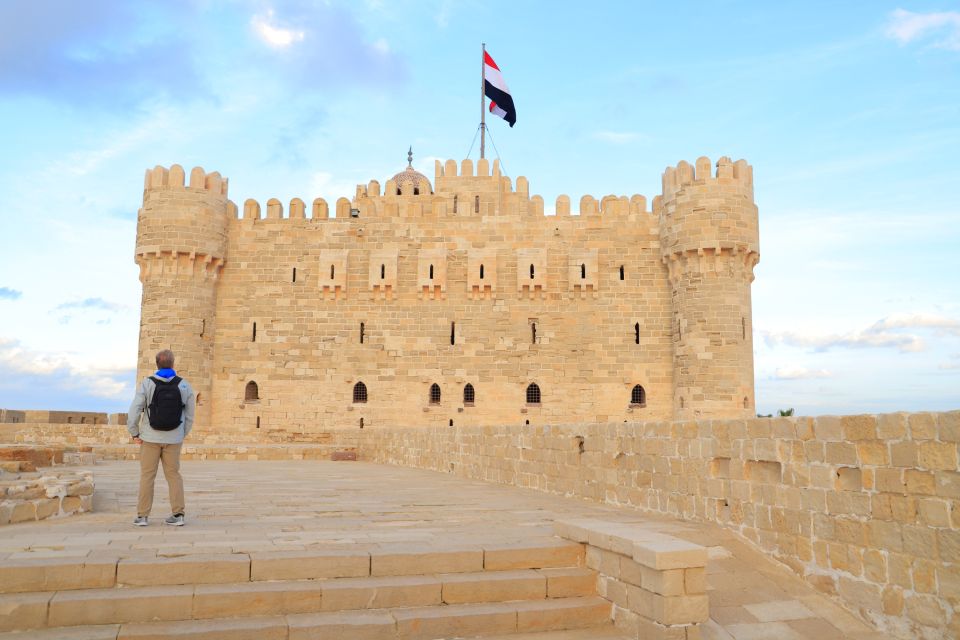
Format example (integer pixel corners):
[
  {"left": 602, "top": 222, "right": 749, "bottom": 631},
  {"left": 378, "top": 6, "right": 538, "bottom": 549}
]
[{"left": 353, "top": 411, "right": 960, "bottom": 640}]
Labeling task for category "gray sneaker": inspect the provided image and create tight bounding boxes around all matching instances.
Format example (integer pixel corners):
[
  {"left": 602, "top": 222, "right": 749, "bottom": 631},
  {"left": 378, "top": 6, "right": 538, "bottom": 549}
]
[
  {"left": 132, "top": 516, "right": 148, "bottom": 527},
  {"left": 164, "top": 513, "right": 185, "bottom": 526}
]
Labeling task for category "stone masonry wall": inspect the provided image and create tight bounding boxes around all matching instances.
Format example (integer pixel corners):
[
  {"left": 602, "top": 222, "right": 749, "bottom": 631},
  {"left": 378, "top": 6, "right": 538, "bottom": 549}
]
[{"left": 353, "top": 411, "right": 960, "bottom": 640}]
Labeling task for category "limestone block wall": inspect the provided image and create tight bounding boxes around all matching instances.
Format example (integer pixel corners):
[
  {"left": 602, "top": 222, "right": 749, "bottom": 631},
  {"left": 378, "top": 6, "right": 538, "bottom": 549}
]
[
  {"left": 354, "top": 411, "right": 960, "bottom": 640},
  {"left": 207, "top": 187, "right": 675, "bottom": 442}
]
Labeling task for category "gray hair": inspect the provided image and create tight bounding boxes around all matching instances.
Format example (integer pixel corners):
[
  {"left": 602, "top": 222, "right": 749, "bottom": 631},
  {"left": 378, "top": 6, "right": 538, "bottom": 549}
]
[{"left": 155, "top": 349, "right": 175, "bottom": 368}]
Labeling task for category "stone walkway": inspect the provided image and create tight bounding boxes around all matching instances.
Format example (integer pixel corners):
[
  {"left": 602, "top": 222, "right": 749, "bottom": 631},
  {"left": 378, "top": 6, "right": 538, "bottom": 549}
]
[{"left": 0, "top": 460, "right": 885, "bottom": 639}]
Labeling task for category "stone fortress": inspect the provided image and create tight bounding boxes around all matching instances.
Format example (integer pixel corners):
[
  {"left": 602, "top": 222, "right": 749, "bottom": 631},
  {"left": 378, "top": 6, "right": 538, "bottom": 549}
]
[
  {"left": 0, "top": 152, "right": 956, "bottom": 640},
  {"left": 134, "top": 152, "right": 759, "bottom": 441}
]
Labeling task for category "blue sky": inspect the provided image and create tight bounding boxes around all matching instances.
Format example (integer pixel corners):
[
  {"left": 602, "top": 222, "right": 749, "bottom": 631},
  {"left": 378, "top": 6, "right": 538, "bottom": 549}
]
[{"left": 0, "top": 1, "right": 958, "bottom": 416}]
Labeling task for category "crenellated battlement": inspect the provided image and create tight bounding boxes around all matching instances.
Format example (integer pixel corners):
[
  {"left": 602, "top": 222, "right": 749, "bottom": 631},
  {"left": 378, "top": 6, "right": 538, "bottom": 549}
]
[
  {"left": 661, "top": 156, "right": 752, "bottom": 201},
  {"left": 143, "top": 164, "right": 229, "bottom": 198}
]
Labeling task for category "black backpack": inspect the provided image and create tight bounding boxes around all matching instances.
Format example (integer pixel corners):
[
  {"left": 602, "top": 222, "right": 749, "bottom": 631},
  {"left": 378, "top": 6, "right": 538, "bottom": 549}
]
[{"left": 147, "top": 376, "right": 184, "bottom": 430}]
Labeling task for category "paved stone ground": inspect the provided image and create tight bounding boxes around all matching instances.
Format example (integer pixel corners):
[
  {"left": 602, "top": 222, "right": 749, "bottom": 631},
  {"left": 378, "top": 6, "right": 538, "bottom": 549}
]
[{"left": 0, "top": 460, "right": 886, "bottom": 640}]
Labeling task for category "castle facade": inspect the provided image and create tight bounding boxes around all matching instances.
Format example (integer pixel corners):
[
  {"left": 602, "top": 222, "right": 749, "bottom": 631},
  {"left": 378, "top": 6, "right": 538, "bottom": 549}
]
[{"left": 134, "top": 154, "right": 759, "bottom": 440}]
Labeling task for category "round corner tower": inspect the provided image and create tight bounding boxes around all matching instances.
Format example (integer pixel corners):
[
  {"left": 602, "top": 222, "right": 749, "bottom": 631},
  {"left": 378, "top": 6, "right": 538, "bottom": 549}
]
[
  {"left": 135, "top": 164, "right": 233, "bottom": 429},
  {"left": 658, "top": 156, "right": 760, "bottom": 419}
]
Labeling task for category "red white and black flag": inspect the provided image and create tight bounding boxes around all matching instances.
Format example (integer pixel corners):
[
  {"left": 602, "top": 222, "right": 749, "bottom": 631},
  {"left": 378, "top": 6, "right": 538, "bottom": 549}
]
[{"left": 484, "top": 51, "right": 516, "bottom": 127}]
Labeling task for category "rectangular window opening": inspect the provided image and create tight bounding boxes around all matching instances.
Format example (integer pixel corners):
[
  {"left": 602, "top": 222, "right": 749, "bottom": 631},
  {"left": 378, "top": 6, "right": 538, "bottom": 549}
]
[
  {"left": 360, "top": 322, "right": 365, "bottom": 344},
  {"left": 292, "top": 267, "right": 297, "bottom": 283},
  {"left": 451, "top": 321, "right": 456, "bottom": 345},
  {"left": 252, "top": 322, "right": 257, "bottom": 342}
]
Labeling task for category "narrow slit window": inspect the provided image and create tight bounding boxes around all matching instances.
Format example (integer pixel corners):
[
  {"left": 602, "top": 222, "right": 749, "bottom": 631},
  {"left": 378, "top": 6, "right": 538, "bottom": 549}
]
[
  {"left": 635, "top": 322, "right": 640, "bottom": 344},
  {"left": 292, "top": 267, "right": 297, "bottom": 283},
  {"left": 252, "top": 322, "right": 257, "bottom": 342},
  {"left": 742, "top": 317, "right": 746, "bottom": 340},
  {"left": 330, "top": 265, "right": 335, "bottom": 279},
  {"left": 245, "top": 381, "right": 259, "bottom": 402},
  {"left": 380, "top": 264, "right": 385, "bottom": 279},
  {"left": 256, "top": 416, "right": 260, "bottom": 429},
  {"left": 353, "top": 382, "right": 368, "bottom": 403},
  {"left": 463, "top": 383, "right": 475, "bottom": 405},
  {"left": 619, "top": 265, "right": 624, "bottom": 280},
  {"left": 453, "top": 195, "right": 458, "bottom": 213},
  {"left": 429, "top": 264, "right": 434, "bottom": 279},
  {"left": 429, "top": 383, "right": 441, "bottom": 405},
  {"left": 743, "top": 396, "right": 749, "bottom": 409},
  {"left": 360, "top": 417, "right": 364, "bottom": 428},
  {"left": 196, "top": 393, "right": 201, "bottom": 406},
  {"left": 529, "top": 264, "right": 535, "bottom": 279},
  {"left": 450, "top": 321, "right": 456, "bottom": 345},
  {"left": 581, "top": 263, "right": 586, "bottom": 279},
  {"left": 200, "top": 318, "right": 205, "bottom": 337},
  {"left": 531, "top": 322, "right": 537, "bottom": 344},
  {"left": 474, "top": 195, "right": 480, "bottom": 213},
  {"left": 630, "top": 385, "right": 646, "bottom": 406},
  {"left": 360, "top": 322, "right": 365, "bottom": 344},
  {"left": 526, "top": 383, "right": 541, "bottom": 405},
  {"left": 479, "top": 264, "right": 485, "bottom": 280}
]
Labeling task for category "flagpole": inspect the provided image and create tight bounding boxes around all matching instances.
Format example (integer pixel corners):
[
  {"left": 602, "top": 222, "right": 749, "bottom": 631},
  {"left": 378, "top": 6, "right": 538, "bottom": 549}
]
[{"left": 480, "top": 42, "right": 486, "bottom": 160}]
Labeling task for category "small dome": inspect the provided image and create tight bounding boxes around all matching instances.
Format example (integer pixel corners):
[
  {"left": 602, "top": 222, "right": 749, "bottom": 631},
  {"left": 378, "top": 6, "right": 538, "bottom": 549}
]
[{"left": 390, "top": 147, "right": 432, "bottom": 196}]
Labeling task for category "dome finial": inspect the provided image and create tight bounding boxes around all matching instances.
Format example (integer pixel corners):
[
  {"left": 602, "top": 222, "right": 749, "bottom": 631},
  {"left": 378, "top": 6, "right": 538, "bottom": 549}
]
[{"left": 407, "top": 146, "right": 413, "bottom": 168}]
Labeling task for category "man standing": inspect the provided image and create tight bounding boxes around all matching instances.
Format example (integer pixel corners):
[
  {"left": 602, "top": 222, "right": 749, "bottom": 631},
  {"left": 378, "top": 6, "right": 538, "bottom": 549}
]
[{"left": 127, "top": 349, "right": 195, "bottom": 526}]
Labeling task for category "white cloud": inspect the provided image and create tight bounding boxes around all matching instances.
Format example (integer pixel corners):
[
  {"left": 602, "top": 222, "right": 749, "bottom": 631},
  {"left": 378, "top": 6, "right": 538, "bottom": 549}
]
[
  {"left": 592, "top": 131, "right": 642, "bottom": 144},
  {"left": 762, "top": 328, "right": 924, "bottom": 353},
  {"left": 372, "top": 38, "right": 390, "bottom": 55},
  {"left": 940, "top": 354, "right": 960, "bottom": 371},
  {"left": 761, "top": 312, "right": 960, "bottom": 354},
  {"left": 773, "top": 366, "right": 832, "bottom": 380},
  {"left": 886, "top": 9, "right": 960, "bottom": 51},
  {"left": 251, "top": 10, "right": 306, "bottom": 49},
  {"left": 0, "top": 338, "right": 133, "bottom": 400},
  {"left": 869, "top": 312, "right": 960, "bottom": 336}
]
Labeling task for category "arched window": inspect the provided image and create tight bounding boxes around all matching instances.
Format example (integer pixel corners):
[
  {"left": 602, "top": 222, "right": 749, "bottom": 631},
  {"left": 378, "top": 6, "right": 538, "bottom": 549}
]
[
  {"left": 463, "top": 383, "right": 475, "bottom": 405},
  {"left": 635, "top": 322, "right": 640, "bottom": 345},
  {"left": 526, "top": 383, "right": 541, "bottom": 405},
  {"left": 619, "top": 265, "right": 624, "bottom": 280},
  {"left": 743, "top": 396, "right": 749, "bottom": 409},
  {"left": 479, "top": 264, "right": 485, "bottom": 280},
  {"left": 630, "top": 385, "right": 646, "bottom": 406},
  {"left": 380, "top": 264, "right": 385, "bottom": 279},
  {"left": 196, "top": 393, "right": 202, "bottom": 406},
  {"left": 353, "top": 382, "right": 368, "bottom": 403},
  {"left": 529, "top": 264, "right": 535, "bottom": 279},
  {"left": 429, "top": 264, "right": 434, "bottom": 279},
  {"left": 581, "top": 264, "right": 586, "bottom": 279},
  {"left": 429, "top": 383, "right": 441, "bottom": 404},
  {"left": 245, "top": 381, "right": 259, "bottom": 402},
  {"left": 474, "top": 195, "right": 480, "bottom": 213}
]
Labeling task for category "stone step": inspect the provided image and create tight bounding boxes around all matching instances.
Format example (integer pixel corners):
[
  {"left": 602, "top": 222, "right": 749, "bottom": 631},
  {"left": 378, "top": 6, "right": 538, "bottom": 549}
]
[
  {"left": 0, "top": 597, "right": 611, "bottom": 639},
  {"left": 0, "top": 540, "right": 584, "bottom": 594},
  {"left": 0, "top": 568, "right": 597, "bottom": 631}
]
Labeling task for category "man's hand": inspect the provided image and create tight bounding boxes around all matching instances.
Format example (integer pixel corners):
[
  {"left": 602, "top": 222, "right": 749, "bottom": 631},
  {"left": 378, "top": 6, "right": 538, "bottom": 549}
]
[{"left": 132, "top": 437, "right": 143, "bottom": 445}]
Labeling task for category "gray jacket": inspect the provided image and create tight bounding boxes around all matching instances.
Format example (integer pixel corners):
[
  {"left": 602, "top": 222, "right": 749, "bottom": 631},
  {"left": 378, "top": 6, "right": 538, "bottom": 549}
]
[{"left": 127, "top": 375, "right": 195, "bottom": 444}]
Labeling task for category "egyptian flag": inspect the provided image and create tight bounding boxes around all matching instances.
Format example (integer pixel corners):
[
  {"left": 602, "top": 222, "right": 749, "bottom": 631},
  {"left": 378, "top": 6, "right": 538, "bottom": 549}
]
[{"left": 484, "top": 51, "right": 516, "bottom": 127}]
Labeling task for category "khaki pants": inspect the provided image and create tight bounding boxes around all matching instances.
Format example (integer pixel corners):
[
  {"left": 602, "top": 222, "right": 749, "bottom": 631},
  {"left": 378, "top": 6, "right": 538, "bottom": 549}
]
[{"left": 137, "top": 442, "right": 185, "bottom": 517}]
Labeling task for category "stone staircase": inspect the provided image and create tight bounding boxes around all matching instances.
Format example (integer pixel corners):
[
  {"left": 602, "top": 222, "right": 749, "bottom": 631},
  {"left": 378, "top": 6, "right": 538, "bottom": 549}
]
[{"left": 0, "top": 540, "right": 617, "bottom": 639}]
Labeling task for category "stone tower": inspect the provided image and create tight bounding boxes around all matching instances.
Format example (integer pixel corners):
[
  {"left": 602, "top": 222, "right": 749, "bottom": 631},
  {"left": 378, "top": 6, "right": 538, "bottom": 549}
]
[
  {"left": 134, "top": 165, "right": 233, "bottom": 428},
  {"left": 658, "top": 156, "right": 760, "bottom": 419}
]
